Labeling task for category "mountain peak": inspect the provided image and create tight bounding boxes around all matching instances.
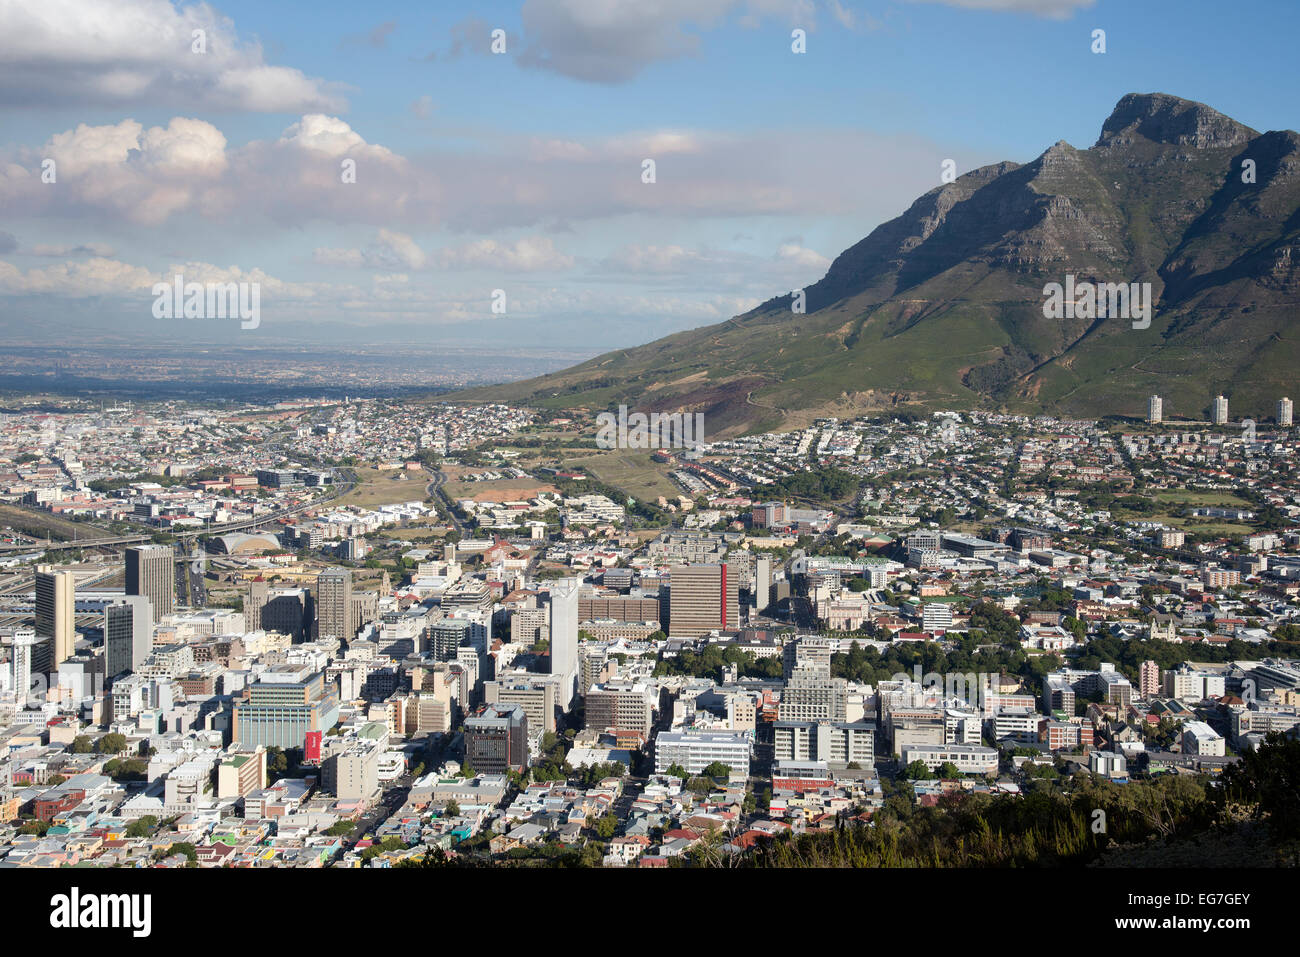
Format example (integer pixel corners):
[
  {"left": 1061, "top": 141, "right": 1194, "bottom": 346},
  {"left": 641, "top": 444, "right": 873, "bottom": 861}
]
[{"left": 1096, "top": 92, "right": 1256, "bottom": 150}]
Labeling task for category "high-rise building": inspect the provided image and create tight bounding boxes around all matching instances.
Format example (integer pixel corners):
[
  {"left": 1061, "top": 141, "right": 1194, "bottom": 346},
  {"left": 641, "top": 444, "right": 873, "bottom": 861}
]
[
  {"left": 126, "top": 544, "right": 174, "bottom": 618},
  {"left": 1138, "top": 660, "right": 1160, "bottom": 698},
  {"left": 428, "top": 617, "right": 477, "bottom": 661},
  {"left": 667, "top": 563, "right": 741, "bottom": 638},
  {"left": 922, "top": 602, "right": 954, "bottom": 632},
  {"left": 464, "top": 703, "right": 529, "bottom": 774},
  {"left": 1279, "top": 397, "right": 1294, "bottom": 427},
  {"left": 753, "top": 557, "right": 772, "bottom": 614},
  {"left": 1212, "top": 395, "right": 1229, "bottom": 426},
  {"left": 231, "top": 666, "right": 339, "bottom": 749},
  {"left": 261, "top": 587, "right": 310, "bottom": 641},
  {"left": 10, "top": 628, "right": 35, "bottom": 703},
  {"left": 35, "top": 565, "right": 75, "bottom": 672},
  {"left": 104, "top": 595, "right": 154, "bottom": 678},
  {"left": 1147, "top": 395, "right": 1163, "bottom": 425},
  {"left": 246, "top": 578, "right": 270, "bottom": 632},
  {"left": 585, "top": 680, "right": 655, "bottom": 744},
  {"left": 548, "top": 578, "right": 580, "bottom": 709},
  {"left": 485, "top": 671, "right": 562, "bottom": 738},
  {"left": 315, "top": 567, "right": 353, "bottom": 641}
]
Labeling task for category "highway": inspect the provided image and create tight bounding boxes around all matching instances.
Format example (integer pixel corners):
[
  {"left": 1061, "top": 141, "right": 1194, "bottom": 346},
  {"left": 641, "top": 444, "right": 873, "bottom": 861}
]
[
  {"left": 0, "top": 468, "right": 356, "bottom": 555},
  {"left": 425, "top": 468, "right": 465, "bottom": 535}
]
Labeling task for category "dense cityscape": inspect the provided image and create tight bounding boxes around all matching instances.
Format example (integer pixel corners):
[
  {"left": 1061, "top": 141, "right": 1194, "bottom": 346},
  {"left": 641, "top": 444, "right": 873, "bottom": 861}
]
[{"left": 1, "top": 392, "right": 1298, "bottom": 872}]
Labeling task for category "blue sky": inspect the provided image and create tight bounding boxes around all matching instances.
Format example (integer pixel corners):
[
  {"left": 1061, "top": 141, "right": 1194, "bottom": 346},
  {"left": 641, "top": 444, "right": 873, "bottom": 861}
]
[{"left": 1, "top": 0, "right": 1296, "bottom": 356}]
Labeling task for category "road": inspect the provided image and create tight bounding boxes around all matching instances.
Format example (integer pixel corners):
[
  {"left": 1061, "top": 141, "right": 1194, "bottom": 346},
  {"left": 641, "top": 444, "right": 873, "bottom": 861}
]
[
  {"left": 348, "top": 774, "right": 414, "bottom": 846},
  {"left": 425, "top": 468, "right": 465, "bottom": 535},
  {"left": 0, "top": 468, "right": 356, "bottom": 555}
]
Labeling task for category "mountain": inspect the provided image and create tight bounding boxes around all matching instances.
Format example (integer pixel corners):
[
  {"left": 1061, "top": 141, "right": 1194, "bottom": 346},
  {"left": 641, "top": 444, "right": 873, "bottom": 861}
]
[{"left": 458, "top": 94, "right": 1300, "bottom": 434}]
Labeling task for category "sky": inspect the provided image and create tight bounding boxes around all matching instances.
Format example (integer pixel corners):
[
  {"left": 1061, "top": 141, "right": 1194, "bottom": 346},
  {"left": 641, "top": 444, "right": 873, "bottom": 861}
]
[{"left": 1, "top": 0, "right": 1297, "bottom": 358}]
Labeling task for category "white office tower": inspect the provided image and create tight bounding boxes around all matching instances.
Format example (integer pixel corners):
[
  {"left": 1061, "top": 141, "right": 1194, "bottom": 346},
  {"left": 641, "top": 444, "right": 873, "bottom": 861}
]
[
  {"left": 1279, "top": 397, "right": 1293, "bottom": 427},
  {"left": 1213, "top": 395, "right": 1229, "bottom": 425},
  {"left": 548, "top": 578, "right": 581, "bottom": 710},
  {"left": 753, "top": 557, "right": 772, "bottom": 614},
  {"left": 11, "top": 628, "right": 35, "bottom": 704},
  {"left": 1147, "top": 395, "right": 1163, "bottom": 425}
]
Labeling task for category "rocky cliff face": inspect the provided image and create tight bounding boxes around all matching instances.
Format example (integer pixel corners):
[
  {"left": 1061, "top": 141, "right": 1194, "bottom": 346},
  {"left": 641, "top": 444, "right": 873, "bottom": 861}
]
[{"left": 1096, "top": 92, "right": 1256, "bottom": 150}]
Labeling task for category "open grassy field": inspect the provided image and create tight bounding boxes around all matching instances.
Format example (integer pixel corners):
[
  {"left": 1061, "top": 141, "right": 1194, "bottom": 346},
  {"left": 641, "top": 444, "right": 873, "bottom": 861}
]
[
  {"left": 1160, "top": 518, "right": 1256, "bottom": 537},
  {"left": 1149, "top": 489, "right": 1251, "bottom": 507},
  {"left": 1108, "top": 488, "right": 1257, "bottom": 537},
  {"left": 334, "top": 467, "right": 430, "bottom": 509},
  {"left": 561, "top": 450, "right": 681, "bottom": 502}
]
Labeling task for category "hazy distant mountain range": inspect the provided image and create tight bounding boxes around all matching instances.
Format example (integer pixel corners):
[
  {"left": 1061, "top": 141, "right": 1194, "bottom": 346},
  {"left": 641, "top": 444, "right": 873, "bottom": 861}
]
[{"left": 459, "top": 93, "right": 1300, "bottom": 434}]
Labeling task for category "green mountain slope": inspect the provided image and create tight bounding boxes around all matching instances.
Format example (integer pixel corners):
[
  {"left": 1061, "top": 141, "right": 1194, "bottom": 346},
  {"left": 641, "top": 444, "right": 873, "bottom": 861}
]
[{"left": 458, "top": 93, "right": 1300, "bottom": 433}]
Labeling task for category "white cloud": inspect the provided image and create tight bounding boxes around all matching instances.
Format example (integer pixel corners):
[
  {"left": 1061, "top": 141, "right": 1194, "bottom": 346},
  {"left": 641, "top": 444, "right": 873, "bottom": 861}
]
[
  {"left": 316, "top": 233, "right": 575, "bottom": 273},
  {"left": 776, "top": 243, "right": 831, "bottom": 269},
  {"left": 0, "top": 255, "right": 328, "bottom": 302},
  {"left": 1, "top": 115, "right": 955, "bottom": 242},
  {"left": 596, "top": 242, "right": 830, "bottom": 292},
  {"left": 0, "top": 0, "right": 346, "bottom": 111},
  {"left": 516, "top": 0, "right": 817, "bottom": 83},
  {"left": 0, "top": 117, "right": 228, "bottom": 225},
  {"left": 432, "top": 236, "right": 576, "bottom": 272},
  {"left": 0, "top": 257, "right": 157, "bottom": 296}
]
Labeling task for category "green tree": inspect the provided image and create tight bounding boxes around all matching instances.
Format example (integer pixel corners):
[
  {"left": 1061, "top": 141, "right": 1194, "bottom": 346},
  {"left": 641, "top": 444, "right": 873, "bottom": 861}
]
[
  {"left": 443, "top": 799, "right": 461, "bottom": 817},
  {"left": 125, "top": 816, "right": 157, "bottom": 838},
  {"left": 901, "top": 760, "right": 931, "bottom": 780},
  {"left": 71, "top": 735, "right": 94, "bottom": 754}
]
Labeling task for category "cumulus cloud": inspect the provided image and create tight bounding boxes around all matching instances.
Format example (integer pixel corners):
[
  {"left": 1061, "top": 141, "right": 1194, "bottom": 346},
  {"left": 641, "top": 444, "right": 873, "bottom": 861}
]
[
  {"left": 0, "top": 114, "right": 432, "bottom": 227},
  {"left": 0, "top": 0, "right": 346, "bottom": 111},
  {"left": 0, "top": 257, "right": 157, "bottom": 296},
  {"left": 0, "top": 117, "right": 228, "bottom": 225}
]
